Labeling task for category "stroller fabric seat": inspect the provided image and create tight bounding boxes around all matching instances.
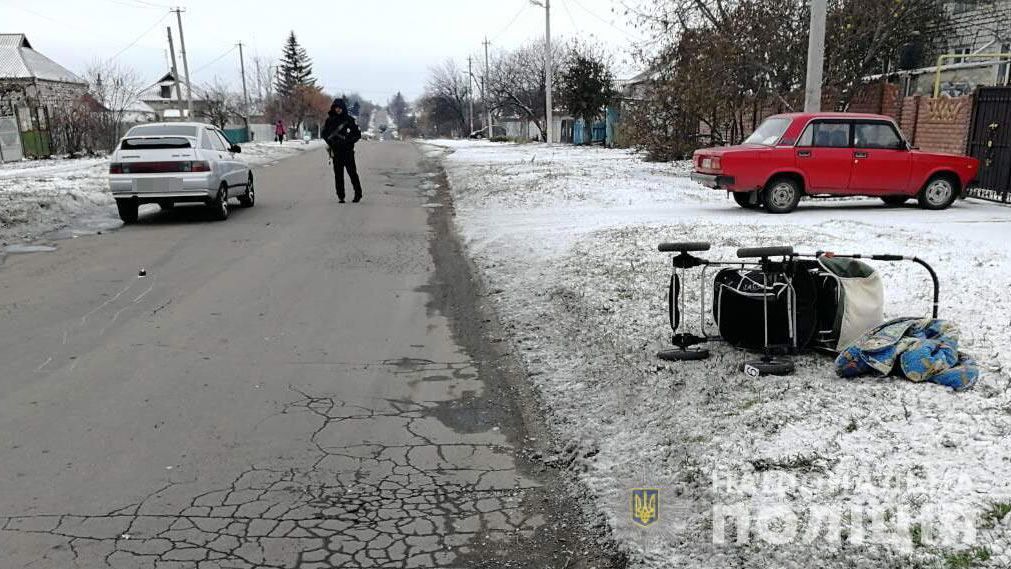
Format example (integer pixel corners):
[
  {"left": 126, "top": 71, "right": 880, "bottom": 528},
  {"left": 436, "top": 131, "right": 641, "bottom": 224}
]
[
  {"left": 713, "top": 266, "right": 817, "bottom": 351},
  {"left": 813, "top": 256, "right": 885, "bottom": 350}
]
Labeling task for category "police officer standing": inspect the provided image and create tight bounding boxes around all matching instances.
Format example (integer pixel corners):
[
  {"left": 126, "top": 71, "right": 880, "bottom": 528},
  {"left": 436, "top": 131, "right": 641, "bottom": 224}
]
[{"left": 321, "top": 98, "right": 363, "bottom": 203}]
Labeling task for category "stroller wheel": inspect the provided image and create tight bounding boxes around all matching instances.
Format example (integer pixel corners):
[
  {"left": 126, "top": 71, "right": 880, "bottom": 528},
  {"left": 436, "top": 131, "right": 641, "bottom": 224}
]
[
  {"left": 741, "top": 358, "right": 795, "bottom": 376},
  {"left": 658, "top": 348, "right": 710, "bottom": 361}
]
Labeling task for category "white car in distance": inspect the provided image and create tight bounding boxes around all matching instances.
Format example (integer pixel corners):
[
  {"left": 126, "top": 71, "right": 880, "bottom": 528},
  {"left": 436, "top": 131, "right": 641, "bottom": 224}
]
[{"left": 109, "top": 123, "right": 254, "bottom": 223}]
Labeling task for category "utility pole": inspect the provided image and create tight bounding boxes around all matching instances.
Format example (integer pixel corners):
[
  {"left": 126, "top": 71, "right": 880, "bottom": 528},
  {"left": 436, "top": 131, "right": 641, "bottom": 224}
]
[
  {"left": 483, "top": 37, "right": 492, "bottom": 137},
  {"left": 531, "top": 0, "right": 553, "bottom": 143},
  {"left": 467, "top": 55, "right": 475, "bottom": 134},
  {"left": 544, "top": 0, "right": 553, "bottom": 144},
  {"left": 237, "top": 43, "right": 250, "bottom": 118},
  {"left": 172, "top": 7, "right": 193, "bottom": 116},
  {"left": 254, "top": 57, "right": 263, "bottom": 104},
  {"left": 166, "top": 27, "right": 184, "bottom": 119},
  {"left": 804, "top": 0, "right": 827, "bottom": 112}
]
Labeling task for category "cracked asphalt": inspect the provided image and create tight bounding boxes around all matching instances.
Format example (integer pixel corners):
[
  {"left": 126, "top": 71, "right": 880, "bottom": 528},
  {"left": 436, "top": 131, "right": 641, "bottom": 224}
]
[{"left": 0, "top": 142, "right": 618, "bottom": 568}]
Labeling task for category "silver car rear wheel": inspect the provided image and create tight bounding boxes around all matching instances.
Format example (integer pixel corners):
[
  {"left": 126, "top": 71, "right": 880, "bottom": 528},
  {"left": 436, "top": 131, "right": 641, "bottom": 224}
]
[
  {"left": 209, "top": 185, "right": 230, "bottom": 221},
  {"left": 238, "top": 174, "right": 255, "bottom": 207}
]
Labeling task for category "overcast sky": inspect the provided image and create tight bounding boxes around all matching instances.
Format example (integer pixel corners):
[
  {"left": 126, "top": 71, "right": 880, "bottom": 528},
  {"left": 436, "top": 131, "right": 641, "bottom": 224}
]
[{"left": 6, "top": 0, "right": 647, "bottom": 104}]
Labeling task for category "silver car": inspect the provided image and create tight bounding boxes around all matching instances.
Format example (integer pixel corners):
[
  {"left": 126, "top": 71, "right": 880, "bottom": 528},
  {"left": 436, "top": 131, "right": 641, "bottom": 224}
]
[{"left": 109, "top": 122, "right": 254, "bottom": 223}]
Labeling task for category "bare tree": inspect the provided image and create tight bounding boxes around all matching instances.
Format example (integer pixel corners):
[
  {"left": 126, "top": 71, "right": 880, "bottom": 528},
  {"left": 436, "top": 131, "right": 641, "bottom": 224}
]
[
  {"left": 487, "top": 40, "right": 565, "bottom": 140},
  {"left": 265, "top": 84, "right": 330, "bottom": 133},
  {"left": 202, "top": 80, "right": 243, "bottom": 128},
  {"left": 251, "top": 55, "right": 275, "bottom": 103},
  {"left": 424, "top": 60, "right": 470, "bottom": 136},
  {"left": 623, "top": 0, "right": 949, "bottom": 159},
  {"left": 85, "top": 61, "right": 144, "bottom": 149},
  {"left": 825, "top": 0, "right": 950, "bottom": 105}
]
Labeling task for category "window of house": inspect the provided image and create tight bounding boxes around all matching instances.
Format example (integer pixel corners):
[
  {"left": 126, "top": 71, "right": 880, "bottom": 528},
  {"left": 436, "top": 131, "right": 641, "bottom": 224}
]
[
  {"left": 953, "top": 46, "right": 972, "bottom": 65},
  {"left": 160, "top": 85, "right": 171, "bottom": 99}
]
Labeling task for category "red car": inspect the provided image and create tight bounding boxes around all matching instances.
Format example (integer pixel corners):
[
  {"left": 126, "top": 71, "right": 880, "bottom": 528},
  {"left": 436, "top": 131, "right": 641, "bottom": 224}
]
[{"left": 691, "top": 112, "right": 979, "bottom": 213}]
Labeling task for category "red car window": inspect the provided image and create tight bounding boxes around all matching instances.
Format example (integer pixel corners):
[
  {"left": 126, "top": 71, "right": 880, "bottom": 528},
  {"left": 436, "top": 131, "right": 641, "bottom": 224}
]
[
  {"left": 854, "top": 122, "right": 904, "bottom": 149},
  {"left": 798, "top": 122, "right": 851, "bottom": 148}
]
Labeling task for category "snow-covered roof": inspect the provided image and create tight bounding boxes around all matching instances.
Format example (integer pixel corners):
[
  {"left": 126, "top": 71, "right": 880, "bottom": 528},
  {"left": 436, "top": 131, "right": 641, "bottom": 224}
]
[
  {"left": 0, "top": 34, "right": 85, "bottom": 85},
  {"left": 137, "top": 70, "right": 206, "bottom": 103},
  {"left": 123, "top": 99, "right": 157, "bottom": 113},
  {"left": 161, "top": 109, "right": 198, "bottom": 119}
]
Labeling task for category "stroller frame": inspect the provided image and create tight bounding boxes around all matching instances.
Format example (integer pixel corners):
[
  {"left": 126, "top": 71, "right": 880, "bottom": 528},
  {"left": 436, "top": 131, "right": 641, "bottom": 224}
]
[{"left": 656, "top": 242, "right": 941, "bottom": 376}]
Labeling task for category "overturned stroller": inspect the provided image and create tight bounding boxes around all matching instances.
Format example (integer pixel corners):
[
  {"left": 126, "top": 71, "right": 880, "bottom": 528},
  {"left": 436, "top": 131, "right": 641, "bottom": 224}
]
[{"left": 656, "top": 242, "right": 939, "bottom": 376}]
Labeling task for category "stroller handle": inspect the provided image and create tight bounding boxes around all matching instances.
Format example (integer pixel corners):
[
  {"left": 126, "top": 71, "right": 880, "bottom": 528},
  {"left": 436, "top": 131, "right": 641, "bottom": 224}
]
[
  {"left": 737, "top": 246, "right": 794, "bottom": 259},
  {"left": 659, "top": 242, "right": 711, "bottom": 253}
]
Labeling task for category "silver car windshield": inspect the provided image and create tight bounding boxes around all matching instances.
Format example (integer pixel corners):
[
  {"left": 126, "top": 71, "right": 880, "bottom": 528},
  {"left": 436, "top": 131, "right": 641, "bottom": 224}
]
[
  {"left": 126, "top": 125, "right": 199, "bottom": 138},
  {"left": 743, "top": 118, "right": 792, "bottom": 145}
]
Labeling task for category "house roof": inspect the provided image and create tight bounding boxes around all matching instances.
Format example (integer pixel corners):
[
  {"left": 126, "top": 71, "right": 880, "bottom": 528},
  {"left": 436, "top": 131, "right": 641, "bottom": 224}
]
[
  {"left": 0, "top": 33, "right": 86, "bottom": 84},
  {"left": 123, "top": 99, "right": 158, "bottom": 114},
  {"left": 138, "top": 70, "right": 206, "bottom": 103}
]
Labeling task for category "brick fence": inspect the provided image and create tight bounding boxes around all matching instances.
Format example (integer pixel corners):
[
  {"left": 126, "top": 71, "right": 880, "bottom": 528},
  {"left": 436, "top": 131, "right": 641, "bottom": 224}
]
[
  {"left": 844, "top": 83, "right": 973, "bottom": 155},
  {"left": 897, "top": 96, "right": 973, "bottom": 155}
]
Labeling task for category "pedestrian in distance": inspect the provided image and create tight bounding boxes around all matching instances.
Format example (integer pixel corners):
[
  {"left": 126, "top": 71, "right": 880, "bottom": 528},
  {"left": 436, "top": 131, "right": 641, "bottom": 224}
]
[
  {"left": 275, "top": 120, "right": 286, "bottom": 144},
  {"left": 321, "top": 99, "right": 363, "bottom": 203}
]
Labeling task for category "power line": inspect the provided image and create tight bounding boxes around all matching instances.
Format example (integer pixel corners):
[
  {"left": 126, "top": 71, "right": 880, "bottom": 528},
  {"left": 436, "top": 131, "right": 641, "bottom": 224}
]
[
  {"left": 560, "top": 0, "right": 579, "bottom": 31},
  {"left": 191, "top": 45, "right": 237, "bottom": 76},
  {"left": 492, "top": 3, "right": 530, "bottom": 42},
  {"left": 124, "top": 0, "right": 171, "bottom": 8},
  {"left": 104, "top": 11, "right": 170, "bottom": 65},
  {"left": 103, "top": 0, "right": 165, "bottom": 9},
  {"left": 7, "top": 4, "right": 73, "bottom": 28},
  {"left": 568, "top": 0, "right": 639, "bottom": 38}
]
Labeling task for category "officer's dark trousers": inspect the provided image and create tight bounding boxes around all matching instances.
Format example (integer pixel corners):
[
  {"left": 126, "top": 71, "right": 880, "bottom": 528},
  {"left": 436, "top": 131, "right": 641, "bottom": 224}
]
[{"left": 332, "top": 149, "right": 363, "bottom": 201}]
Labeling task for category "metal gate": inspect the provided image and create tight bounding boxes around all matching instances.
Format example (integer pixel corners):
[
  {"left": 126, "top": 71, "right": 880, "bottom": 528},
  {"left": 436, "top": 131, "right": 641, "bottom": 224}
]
[
  {"left": 0, "top": 113, "right": 23, "bottom": 162},
  {"left": 966, "top": 87, "right": 1011, "bottom": 203}
]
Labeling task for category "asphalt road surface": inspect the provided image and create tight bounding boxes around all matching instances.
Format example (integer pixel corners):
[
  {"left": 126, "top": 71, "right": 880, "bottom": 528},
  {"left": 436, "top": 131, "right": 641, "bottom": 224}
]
[{"left": 0, "top": 142, "right": 614, "bottom": 568}]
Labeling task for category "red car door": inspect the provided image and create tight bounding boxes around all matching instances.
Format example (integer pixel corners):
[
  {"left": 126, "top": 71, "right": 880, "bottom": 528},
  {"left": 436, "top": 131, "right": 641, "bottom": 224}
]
[
  {"left": 848, "top": 121, "right": 913, "bottom": 195},
  {"left": 794, "top": 120, "right": 854, "bottom": 192}
]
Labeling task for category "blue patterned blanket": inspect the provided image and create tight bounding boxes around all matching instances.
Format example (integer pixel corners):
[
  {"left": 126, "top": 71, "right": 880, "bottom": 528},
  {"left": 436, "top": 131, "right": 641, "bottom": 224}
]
[{"left": 835, "top": 318, "right": 978, "bottom": 391}]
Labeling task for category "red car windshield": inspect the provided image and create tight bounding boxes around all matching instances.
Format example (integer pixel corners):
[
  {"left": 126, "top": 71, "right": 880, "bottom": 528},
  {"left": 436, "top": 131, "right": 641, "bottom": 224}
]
[{"left": 743, "top": 117, "right": 792, "bottom": 145}]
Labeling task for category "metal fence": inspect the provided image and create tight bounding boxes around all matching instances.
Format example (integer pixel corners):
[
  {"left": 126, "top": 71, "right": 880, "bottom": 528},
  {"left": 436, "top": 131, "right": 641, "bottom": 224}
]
[{"left": 966, "top": 86, "right": 1011, "bottom": 203}]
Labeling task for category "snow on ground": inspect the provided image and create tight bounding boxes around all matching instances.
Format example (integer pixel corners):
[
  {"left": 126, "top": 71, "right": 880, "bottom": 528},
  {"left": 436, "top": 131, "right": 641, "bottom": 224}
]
[
  {"left": 0, "top": 140, "right": 321, "bottom": 244},
  {"left": 425, "top": 139, "right": 1011, "bottom": 568},
  {"left": 0, "top": 157, "right": 112, "bottom": 244}
]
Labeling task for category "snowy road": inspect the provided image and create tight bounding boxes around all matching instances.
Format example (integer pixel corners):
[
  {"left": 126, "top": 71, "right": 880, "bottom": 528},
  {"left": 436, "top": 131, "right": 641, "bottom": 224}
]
[
  {"left": 0, "top": 142, "right": 611, "bottom": 568},
  {"left": 428, "top": 140, "right": 1011, "bottom": 569}
]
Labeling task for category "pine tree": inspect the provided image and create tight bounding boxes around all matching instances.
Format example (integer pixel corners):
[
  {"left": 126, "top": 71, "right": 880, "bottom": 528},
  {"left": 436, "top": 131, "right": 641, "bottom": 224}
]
[
  {"left": 275, "top": 31, "right": 315, "bottom": 99},
  {"left": 389, "top": 92, "right": 409, "bottom": 129}
]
